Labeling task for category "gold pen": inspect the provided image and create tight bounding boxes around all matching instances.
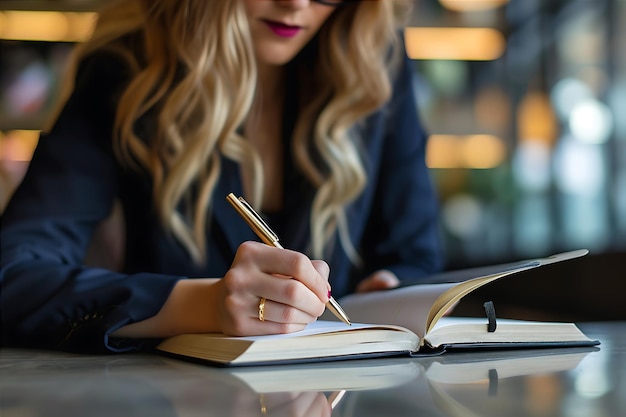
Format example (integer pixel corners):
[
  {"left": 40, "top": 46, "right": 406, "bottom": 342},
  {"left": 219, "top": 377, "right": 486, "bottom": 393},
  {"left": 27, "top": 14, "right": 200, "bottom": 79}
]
[{"left": 226, "top": 193, "right": 352, "bottom": 326}]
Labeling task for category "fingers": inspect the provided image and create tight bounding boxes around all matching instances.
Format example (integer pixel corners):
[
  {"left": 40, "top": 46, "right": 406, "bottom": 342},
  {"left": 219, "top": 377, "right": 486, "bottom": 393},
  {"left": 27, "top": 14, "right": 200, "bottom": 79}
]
[
  {"left": 239, "top": 242, "right": 330, "bottom": 302},
  {"left": 311, "top": 260, "right": 331, "bottom": 293},
  {"left": 268, "top": 391, "right": 332, "bottom": 417},
  {"left": 256, "top": 275, "right": 326, "bottom": 317},
  {"left": 257, "top": 298, "right": 319, "bottom": 325},
  {"left": 355, "top": 269, "right": 400, "bottom": 293},
  {"left": 219, "top": 242, "right": 331, "bottom": 336},
  {"left": 233, "top": 242, "right": 330, "bottom": 302},
  {"left": 219, "top": 288, "right": 313, "bottom": 336}
]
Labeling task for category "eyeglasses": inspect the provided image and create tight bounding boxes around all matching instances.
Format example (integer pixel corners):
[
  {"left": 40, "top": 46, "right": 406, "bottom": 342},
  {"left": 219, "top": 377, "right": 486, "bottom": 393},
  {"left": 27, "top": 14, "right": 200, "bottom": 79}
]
[{"left": 313, "top": 0, "right": 346, "bottom": 6}]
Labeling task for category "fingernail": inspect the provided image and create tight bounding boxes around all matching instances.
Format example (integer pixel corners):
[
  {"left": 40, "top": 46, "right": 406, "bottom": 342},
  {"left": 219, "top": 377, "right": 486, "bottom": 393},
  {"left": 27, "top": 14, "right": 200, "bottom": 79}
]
[
  {"left": 381, "top": 275, "right": 394, "bottom": 283},
  {"left": 327, "top": 289, "right": 332, "bottom": 299}
]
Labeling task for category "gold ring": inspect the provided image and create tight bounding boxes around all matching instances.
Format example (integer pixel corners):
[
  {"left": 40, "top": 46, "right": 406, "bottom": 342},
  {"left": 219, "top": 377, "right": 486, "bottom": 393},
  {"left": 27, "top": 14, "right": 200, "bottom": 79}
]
[{"left": 258, "top": 297, "right": 266, "bottom": 321}]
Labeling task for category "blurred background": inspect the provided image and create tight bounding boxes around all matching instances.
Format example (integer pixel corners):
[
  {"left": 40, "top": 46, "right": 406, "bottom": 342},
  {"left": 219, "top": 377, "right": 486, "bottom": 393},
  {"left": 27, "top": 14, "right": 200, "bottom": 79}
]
[
  {"left": 407, "top": 0, "right": 626, "bottom": 269},
  {"left": 0, "top": 0, "right": 624, "bottom": 306}
]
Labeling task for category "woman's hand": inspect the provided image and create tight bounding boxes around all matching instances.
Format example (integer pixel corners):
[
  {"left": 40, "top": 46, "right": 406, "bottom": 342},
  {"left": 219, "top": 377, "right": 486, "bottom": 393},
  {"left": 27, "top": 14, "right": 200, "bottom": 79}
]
[
  {"left": 111, "top": 241, "right": 330, "bottom": 339},
  {"left": 356, "top": 269, "right": 456, "bottom": 316},
  {"left": 213, "top": 241, "right": 331, "bottom": 336},
  {"left": 228, "top": 391, "right": 332, "bottom": 417},
  {"left": 355, "top": 269, "right": 400, "bottom": 293}
]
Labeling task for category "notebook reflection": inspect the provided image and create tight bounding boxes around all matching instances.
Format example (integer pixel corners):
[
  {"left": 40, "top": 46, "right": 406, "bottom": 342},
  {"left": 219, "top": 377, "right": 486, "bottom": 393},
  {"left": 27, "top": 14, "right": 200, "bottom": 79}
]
[
  {"left": 160, "top": 347, "right": 592, "bottom": 416},
  {"left": 214, "top": 348, "right": 597, "bottom": 417},
  {"left": 0, "top": 346, "right": 598, "bottom": 417}
]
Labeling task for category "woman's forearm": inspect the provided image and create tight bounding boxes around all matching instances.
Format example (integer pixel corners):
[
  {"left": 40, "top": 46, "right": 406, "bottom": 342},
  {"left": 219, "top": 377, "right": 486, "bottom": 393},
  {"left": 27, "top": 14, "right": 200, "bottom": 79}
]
[{"left": 111, "top": 278, "right": 221, "bottom": 338}]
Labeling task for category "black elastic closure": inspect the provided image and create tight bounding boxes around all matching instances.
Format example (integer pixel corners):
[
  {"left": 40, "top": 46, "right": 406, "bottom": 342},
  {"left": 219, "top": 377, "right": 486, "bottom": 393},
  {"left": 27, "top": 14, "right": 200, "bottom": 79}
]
[
  {"left": 488, "top": 368, "right": 499, "bottom": 396},
  {"left": 483, "top": 301, "right": 497, "bottom": 332}
]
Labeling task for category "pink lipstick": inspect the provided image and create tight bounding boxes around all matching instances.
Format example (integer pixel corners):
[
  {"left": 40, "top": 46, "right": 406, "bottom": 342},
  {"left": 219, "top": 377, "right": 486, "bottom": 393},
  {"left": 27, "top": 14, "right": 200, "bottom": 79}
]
[{"left": 263, "top": 20, "right": 302, "bottom": 38}]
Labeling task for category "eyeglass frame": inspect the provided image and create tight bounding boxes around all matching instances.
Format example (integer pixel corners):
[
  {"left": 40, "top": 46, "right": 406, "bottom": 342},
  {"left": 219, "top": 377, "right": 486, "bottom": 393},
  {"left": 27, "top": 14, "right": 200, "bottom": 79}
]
[{"left": 313, "top": 0, "right": 347, "bottom": 7}]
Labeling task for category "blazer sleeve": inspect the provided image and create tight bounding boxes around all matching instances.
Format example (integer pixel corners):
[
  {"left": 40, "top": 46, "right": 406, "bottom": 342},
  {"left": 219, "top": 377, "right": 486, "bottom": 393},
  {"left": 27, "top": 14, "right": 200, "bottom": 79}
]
[
  {"left": 357, "top": 51, "right": 444, "bottom": 283},
  {"left": 0, "top": 53, "right": 183, "bottom": 353}
]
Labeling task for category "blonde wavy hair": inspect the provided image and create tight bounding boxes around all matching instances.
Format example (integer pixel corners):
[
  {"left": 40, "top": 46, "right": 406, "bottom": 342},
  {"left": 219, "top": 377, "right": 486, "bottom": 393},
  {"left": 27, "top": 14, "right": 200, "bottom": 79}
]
[{"left": 51, "top": 0, "right": 412, "bottom": 264}]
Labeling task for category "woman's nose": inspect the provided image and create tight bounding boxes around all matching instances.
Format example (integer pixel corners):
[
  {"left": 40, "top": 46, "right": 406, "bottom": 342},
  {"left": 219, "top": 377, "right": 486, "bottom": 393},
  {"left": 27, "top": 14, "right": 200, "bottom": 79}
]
[{"left": 274, "top": 0, "right": 312, "bottom": 11}]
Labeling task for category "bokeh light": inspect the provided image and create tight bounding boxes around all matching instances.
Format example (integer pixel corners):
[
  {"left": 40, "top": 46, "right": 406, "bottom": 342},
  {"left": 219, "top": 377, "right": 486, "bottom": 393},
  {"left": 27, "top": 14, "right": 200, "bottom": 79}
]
[
  {"left": 442, "top": 194, "right": 483, "bottom": 238},
  {"left": 513, "top": 141, "right": 551, "bottom": 192},
  {"left": 554, "top": 137, "right": 605, "bottom": 196},
  {"left": 569, "top": 99, "right": 614, "bottom": 145},
  {"left": 551, "top": 78, "right": 593, "bottom": 121}
]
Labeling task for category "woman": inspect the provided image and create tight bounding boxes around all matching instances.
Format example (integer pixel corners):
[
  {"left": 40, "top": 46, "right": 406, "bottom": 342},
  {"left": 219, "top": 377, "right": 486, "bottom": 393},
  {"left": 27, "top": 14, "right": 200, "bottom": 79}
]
[{"left": 0, "top": 0, "right": 442, "bottom": 353}]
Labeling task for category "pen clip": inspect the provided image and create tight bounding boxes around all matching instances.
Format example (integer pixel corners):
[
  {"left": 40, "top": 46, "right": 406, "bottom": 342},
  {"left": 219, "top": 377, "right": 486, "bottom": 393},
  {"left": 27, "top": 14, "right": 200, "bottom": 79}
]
[
  {"left": 226, "top": 193, "right": 280, "bottom": 246},
  {"left": 237, "top": 197, "right": 279, "bottom": 243}
]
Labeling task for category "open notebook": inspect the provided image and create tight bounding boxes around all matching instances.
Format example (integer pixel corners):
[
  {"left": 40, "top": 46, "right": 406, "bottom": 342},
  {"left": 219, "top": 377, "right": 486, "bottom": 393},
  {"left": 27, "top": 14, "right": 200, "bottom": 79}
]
[{"left": 156, "top": 249, "right": 599, "bottom": 366}]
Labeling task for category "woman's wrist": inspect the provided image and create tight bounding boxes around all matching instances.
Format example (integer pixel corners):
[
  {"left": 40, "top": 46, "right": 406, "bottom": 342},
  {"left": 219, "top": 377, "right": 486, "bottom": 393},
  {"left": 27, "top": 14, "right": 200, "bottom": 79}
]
[{"left": 111, "top": 278, "right": 221, "bottom": 338}]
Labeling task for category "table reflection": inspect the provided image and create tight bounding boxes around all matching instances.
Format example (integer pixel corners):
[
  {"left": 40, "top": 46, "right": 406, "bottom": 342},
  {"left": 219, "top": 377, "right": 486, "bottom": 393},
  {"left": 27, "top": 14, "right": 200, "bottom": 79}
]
[{"left": 1, "top": 322, "right": 624, "bottom": 417}]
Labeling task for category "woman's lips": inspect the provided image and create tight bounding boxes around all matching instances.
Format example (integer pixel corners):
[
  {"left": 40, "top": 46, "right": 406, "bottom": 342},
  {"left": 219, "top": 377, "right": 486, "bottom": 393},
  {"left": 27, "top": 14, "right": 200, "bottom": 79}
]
[{"left": 263, "top": 20, "right": 302, "bottom": 38}]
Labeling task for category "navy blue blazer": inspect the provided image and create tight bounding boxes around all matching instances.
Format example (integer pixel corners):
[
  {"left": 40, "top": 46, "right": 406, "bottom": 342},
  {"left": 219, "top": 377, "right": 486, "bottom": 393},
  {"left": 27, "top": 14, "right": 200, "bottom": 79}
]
[{"left": 0, "top": 50, "right": 442, "bottom": 352}]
